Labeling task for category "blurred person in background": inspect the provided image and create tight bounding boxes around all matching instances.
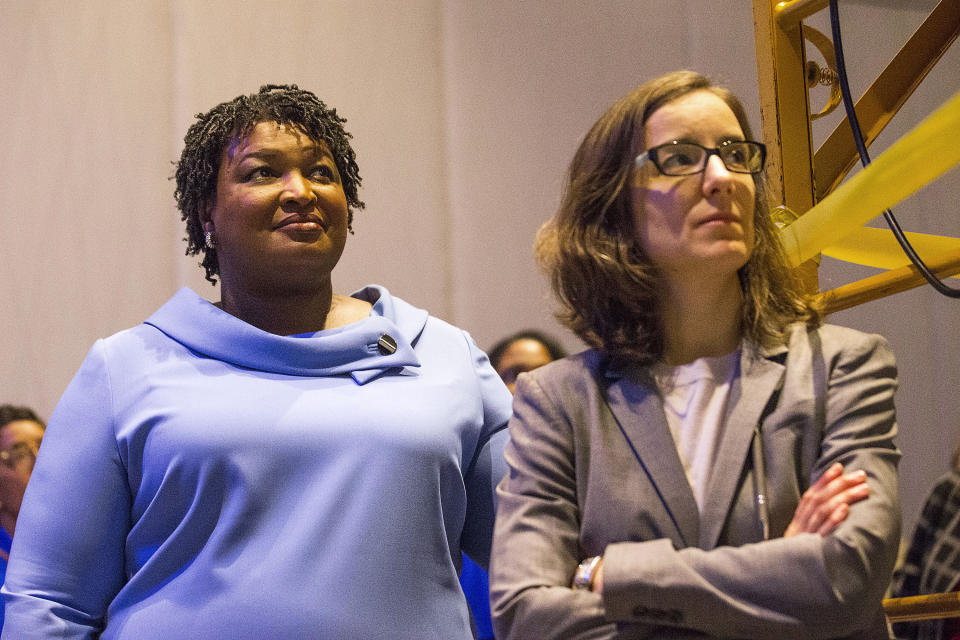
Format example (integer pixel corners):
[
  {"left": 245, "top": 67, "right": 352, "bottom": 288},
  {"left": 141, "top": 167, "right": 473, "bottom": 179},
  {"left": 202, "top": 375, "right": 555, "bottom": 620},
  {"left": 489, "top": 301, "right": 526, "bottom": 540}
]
[
  {"left": 487, "top": 330, "right": 568, "bottom": 394},
  {"left": 0, "top": 404, "right": 45, "bottom": 632},
  {"left": 891, "top": 439, "right": 960, "bottom": 640},
  {"left": 461, "top": 329, "right": 567, "bottom": 639}
]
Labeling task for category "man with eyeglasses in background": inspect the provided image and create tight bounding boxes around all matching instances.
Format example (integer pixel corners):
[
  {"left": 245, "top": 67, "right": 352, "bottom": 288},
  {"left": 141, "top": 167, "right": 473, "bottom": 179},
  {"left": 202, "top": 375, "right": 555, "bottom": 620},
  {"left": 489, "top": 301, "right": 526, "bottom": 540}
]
[{"left": 0, "top": 404, "right": 45, "bottom": 633}]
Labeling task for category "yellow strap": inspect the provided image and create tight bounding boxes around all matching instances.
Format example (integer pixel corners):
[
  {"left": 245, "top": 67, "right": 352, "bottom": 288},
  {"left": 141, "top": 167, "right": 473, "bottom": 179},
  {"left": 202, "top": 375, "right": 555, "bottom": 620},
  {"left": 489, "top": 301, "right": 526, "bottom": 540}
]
[
  {"left": 780, "top": 89, "right": 960, "bottom": 266},
  {"left": 823, "top": 227, "right": 960, "bottom": 278}
]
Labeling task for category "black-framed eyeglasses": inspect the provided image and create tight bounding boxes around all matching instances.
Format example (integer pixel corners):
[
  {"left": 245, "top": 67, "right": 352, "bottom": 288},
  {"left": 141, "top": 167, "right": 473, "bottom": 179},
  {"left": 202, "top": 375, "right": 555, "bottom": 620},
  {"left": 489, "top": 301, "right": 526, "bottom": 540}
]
[
  {"left": 0, "top": 441, "right": 38, "bottom": 469},
  {"left": 635, "top": 140, "right": 767, "bottom": 176}
]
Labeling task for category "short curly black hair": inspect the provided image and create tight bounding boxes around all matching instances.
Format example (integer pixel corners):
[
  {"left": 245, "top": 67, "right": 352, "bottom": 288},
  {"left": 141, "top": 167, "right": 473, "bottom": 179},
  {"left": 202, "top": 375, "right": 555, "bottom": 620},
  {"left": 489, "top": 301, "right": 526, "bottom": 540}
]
[{"left": 174, "top": 84, "right": 365, "bottom": 285}]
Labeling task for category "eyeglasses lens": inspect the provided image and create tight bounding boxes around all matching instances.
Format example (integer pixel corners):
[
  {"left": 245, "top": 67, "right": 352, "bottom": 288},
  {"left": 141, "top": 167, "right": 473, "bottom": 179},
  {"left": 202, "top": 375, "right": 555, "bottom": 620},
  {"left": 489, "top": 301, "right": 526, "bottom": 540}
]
[
  {"left": 720, "top": 142, "right": 763, "bottom": 173},
  {"left": 653, "top": 144, "right": 704, "bottom": 175},
  {"left": 0, "top": 442, "right": 37, "bottom": 469}
]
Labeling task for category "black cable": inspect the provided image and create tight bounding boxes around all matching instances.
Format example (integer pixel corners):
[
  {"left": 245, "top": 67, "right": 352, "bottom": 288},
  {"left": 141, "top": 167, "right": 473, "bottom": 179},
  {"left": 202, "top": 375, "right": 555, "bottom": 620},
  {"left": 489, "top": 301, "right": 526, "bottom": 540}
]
[{"left": 828, "top": 0, "right": 960, "bottom": 297}]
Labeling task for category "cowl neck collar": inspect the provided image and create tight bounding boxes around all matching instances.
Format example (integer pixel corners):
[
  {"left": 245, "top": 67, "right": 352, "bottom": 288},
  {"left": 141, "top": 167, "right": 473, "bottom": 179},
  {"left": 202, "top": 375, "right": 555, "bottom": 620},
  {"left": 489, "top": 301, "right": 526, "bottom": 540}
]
[{"left": 144, "top": 285, "right": 427, "bottom": 384}]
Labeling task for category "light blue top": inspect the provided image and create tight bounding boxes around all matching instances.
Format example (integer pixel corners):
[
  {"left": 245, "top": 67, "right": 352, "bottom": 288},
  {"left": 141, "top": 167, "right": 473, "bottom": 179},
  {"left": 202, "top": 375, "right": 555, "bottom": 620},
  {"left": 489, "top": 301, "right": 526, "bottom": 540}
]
[{"left": 1, "top": 286, "right": 511, "bottom": 639}]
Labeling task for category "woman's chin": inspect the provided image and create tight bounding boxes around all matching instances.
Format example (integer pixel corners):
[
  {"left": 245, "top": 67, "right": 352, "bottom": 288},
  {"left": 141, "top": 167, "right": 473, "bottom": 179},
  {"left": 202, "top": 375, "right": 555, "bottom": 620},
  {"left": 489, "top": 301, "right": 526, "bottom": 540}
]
[{"left": 705, "top": 243, "right": 751, "bottom": 270}]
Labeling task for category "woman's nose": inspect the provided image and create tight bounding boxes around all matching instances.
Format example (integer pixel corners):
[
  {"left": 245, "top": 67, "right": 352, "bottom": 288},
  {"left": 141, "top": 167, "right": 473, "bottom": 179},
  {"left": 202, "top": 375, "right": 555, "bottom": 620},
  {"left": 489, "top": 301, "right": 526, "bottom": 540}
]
[
  {"left": 702, "top": 154, "right": 734, "bottom": 194},
  {"left": 280, "top": 172, "right": 316, "bottom": 206}
]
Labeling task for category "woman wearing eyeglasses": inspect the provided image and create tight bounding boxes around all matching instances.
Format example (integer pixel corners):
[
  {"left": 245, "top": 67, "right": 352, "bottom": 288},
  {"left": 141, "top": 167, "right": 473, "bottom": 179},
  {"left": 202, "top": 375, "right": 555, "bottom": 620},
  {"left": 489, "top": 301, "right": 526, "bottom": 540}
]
[{"left": 489, "top": 70, "right": 900, "bottom": 639}]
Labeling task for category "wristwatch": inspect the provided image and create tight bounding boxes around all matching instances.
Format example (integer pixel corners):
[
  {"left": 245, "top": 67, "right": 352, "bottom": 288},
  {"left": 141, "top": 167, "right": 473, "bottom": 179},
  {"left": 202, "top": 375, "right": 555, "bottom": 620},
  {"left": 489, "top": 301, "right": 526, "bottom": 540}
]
[{"left": 572, "top": 555, "right": 602, "bottom": 590}]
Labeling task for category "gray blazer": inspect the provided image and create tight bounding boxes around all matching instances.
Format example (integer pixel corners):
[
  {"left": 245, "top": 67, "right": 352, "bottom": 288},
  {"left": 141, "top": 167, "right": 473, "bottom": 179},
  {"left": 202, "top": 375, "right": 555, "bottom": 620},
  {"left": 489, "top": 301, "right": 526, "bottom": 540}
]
[{"left": 490, "top": 324, "right": 900, "bottom": 640}]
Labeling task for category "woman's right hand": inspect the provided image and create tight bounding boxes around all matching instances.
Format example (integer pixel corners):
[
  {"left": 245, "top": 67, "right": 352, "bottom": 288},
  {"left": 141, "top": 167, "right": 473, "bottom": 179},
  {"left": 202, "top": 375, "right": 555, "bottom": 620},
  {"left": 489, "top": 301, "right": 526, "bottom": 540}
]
[{"left": 784, "top": 462, "right": 870, "bottom": 538}]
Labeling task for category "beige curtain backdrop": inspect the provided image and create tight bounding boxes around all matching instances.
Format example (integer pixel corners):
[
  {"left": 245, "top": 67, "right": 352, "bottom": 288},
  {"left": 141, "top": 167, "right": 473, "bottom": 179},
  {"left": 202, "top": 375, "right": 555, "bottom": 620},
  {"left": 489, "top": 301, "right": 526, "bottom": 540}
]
[{"left": 2, "top": 0, "right": 957, "bottom": 536}]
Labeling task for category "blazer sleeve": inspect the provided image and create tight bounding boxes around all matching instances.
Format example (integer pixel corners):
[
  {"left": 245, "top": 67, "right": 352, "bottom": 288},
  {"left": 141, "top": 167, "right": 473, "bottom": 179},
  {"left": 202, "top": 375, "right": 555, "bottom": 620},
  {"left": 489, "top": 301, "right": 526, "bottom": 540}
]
[
  {"left": 1, "top": 341, "right": 131, "bottom": 639},
  {"left": 492, "top": 332, "right": 900, "bottom": 640},
  {"left": 490, "top": 370, "right": 631, "bottom": 640}
]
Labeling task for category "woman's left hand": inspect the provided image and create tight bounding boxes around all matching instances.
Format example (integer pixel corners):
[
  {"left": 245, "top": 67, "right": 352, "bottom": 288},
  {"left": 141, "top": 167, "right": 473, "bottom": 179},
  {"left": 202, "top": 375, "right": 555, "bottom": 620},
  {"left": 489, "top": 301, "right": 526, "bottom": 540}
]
[{"left": 784, "top": 462, "right": 869, "bottom": 538}]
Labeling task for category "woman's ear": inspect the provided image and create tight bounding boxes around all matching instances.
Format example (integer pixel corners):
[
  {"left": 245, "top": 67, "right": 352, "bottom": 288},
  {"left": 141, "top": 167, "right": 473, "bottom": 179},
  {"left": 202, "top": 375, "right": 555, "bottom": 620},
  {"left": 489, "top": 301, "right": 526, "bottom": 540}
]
[
  {"left": 200, "top": 199, "right": 214, "bottom": 227},
  {"left": 200, "top": 201, "right": 216, "bottom": 249},
  {"left": 202, "top": 219, "right": 216, "bottom": 250}
]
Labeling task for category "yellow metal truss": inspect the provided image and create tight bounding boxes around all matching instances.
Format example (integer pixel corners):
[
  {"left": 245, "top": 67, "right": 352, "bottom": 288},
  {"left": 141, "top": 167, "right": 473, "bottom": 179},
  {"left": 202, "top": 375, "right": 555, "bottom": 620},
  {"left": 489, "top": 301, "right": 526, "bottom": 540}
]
[
  {"left": 752, "top": 0, "right": 960, "bottom": 313},
  {"left": 753, "top": 0, "right": 960, "bottom": 625}
]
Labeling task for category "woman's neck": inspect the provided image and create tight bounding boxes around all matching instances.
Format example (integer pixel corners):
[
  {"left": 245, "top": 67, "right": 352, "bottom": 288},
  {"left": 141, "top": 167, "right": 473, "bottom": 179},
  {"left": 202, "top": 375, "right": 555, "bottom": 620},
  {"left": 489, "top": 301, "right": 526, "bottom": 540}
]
[
  {"left": 216, "top": 278, "right": 370, "bottom": 335},
  {"left": 659, "top": 274, "right": 744, "bottom": 366}
]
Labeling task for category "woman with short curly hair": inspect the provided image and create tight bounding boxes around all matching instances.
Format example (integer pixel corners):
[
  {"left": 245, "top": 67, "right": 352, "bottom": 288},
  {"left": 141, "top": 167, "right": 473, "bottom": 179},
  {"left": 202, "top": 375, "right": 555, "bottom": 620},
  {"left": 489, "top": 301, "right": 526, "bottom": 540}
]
[{"left": 3, "top": 85, "right": 511, "bottom": 639}]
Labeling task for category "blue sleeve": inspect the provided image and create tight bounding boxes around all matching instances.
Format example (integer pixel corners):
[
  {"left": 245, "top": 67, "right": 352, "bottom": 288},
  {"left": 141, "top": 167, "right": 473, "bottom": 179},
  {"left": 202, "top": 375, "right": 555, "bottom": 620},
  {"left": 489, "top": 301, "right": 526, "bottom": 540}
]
[
  {"left": 2, "top": 341, "right": 131, "bottom": 639},
  {"left": 460, "top": 332, "right": 512, "bottom": 570}
]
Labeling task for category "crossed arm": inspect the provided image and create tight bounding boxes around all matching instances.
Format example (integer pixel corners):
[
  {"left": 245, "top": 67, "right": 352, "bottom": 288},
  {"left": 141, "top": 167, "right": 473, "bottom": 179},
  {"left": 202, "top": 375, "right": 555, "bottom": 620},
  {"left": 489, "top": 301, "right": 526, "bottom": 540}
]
[{"left": 588, "top": 462, "right": 870, "bottom": 594}]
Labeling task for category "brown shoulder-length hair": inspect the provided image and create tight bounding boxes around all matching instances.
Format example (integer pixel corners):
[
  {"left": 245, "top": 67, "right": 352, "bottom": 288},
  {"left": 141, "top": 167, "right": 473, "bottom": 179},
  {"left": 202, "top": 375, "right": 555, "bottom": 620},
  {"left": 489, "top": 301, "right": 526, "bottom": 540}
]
[{"left": 536, "top": 70, "right": 821, "bottom": 366}]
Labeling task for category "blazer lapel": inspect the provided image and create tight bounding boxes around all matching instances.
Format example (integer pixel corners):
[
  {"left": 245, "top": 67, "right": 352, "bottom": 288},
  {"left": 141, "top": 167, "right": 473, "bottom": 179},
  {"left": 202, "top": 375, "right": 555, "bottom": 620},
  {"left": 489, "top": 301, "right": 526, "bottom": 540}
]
[
  {"left": 604, "top": 373, "right": 699, "bottom": 548},
  {"left": 698, "top": 346, "right": 785, "bottom": 549}
]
